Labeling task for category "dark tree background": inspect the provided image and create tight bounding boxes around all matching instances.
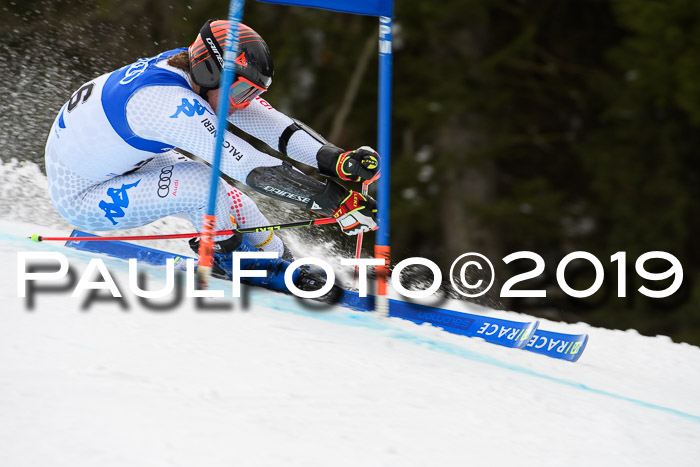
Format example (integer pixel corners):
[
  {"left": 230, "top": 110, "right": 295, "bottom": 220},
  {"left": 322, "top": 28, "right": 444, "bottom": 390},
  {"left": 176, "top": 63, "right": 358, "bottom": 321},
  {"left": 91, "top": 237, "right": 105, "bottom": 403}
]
[{"left": 2, "top": 0, "right": 699, "bottom": 344}]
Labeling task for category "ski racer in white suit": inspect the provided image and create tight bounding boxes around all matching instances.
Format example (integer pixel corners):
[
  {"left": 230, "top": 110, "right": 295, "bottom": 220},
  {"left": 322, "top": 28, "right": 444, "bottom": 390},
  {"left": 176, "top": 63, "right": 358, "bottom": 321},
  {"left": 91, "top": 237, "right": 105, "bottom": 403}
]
[{"left": 44, "top": 20, "right": 380, "bottom": 290}]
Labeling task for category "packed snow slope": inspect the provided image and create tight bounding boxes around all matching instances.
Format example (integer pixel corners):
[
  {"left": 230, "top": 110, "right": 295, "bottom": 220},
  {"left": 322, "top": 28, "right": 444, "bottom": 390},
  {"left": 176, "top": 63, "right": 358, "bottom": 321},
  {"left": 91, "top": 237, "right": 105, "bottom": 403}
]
[{"left": 1, "top": 159, "right": 700, "bottom": 467}]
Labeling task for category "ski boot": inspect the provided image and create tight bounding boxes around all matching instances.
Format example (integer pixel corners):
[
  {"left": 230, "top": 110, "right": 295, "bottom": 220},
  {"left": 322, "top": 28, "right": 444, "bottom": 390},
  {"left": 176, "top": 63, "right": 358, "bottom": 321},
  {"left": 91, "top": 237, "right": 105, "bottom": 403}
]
[
  {"left": 189, "top": 234, "right": 292, "bottom": 292},
  {"left": 189, "top": 235, "right": 343, "bottom": 302}
]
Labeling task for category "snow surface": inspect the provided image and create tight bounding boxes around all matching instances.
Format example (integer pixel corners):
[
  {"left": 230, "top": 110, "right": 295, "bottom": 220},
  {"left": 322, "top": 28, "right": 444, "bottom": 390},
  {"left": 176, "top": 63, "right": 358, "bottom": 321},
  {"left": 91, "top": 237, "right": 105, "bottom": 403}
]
[{"left": 1, "top": 159, "right": 700, "bottom": 467}]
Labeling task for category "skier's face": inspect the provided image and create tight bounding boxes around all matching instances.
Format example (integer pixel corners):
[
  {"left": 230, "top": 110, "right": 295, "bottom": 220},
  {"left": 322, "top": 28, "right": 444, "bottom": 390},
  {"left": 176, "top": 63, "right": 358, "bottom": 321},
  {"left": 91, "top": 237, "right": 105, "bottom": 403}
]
[
  {"left": 206, "top": 88, "right": 238, "bottom": 116},
  {"left": 228, "top": 77, "right": 267, "bottom": 110},
  {"left": 206, "top": 79, "right": 267, "bottom": 115}
]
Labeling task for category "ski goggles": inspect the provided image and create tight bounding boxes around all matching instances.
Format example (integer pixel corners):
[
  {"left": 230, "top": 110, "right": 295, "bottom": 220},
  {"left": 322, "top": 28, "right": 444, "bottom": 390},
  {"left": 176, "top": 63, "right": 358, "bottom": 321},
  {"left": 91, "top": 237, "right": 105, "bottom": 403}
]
[{"left": 229, "top": 76, "right": 267, "bottom": 109}]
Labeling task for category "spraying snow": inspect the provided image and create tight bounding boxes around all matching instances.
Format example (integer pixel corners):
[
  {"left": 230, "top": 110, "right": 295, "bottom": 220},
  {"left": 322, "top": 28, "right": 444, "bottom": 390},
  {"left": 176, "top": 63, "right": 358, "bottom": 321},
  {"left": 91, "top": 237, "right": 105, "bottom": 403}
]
[{"left": 1, "top": 159, "right": 699, "bottom": 466}]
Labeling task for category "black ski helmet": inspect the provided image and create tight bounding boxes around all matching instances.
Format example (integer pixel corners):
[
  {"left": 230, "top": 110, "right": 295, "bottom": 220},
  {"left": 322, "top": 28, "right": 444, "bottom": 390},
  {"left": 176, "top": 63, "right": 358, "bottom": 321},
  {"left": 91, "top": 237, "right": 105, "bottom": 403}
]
[{"left": 188, "top": 20, "right": 273, "bottom": 98}]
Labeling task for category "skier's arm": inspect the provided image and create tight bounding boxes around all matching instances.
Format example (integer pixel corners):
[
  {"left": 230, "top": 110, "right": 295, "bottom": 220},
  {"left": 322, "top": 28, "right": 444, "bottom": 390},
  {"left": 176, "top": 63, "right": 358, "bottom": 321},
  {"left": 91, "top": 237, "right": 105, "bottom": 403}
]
[
  {"left": 127, "top": 85, "right": 279, "bottom": 183},
  {"left": 230, "top": 97, "right": 380, "bottom": 182},
  {"left": 127, "top": 85, "right": 377, "bottom": 235},
  {"left": 228, "top": 97, "right": 323, "bottom": 168}
]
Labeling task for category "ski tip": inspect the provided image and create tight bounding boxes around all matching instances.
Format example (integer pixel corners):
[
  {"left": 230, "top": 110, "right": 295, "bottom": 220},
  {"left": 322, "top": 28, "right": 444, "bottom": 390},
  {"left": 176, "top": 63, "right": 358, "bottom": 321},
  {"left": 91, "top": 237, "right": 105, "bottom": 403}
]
[
  {"left": 30, "top": 234, "right": 41, "bottom": 242},
  {"left": 569, "top": 334, "right": 589, "bottom": 363}
]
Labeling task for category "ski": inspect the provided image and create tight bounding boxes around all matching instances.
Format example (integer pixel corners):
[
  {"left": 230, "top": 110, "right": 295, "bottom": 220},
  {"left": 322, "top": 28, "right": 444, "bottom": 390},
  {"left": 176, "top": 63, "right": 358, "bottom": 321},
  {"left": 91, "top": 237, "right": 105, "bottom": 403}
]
[
  {"left": 339, "top": 291, "right": 538, "bottom": 349},
  {"left": 63, "top": 229, "right": 586, "bottom": 361},
  {"left": 524, "top": 329, "right": 588, "bottom": 362}
]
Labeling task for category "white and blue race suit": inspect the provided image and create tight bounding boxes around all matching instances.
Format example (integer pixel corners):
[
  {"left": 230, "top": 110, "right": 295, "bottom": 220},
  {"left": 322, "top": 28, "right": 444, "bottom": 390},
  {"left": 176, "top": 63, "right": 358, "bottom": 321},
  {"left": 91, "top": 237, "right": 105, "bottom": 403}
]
[{"left": 45, "top": 48, "right": 323, "bottom": 252}]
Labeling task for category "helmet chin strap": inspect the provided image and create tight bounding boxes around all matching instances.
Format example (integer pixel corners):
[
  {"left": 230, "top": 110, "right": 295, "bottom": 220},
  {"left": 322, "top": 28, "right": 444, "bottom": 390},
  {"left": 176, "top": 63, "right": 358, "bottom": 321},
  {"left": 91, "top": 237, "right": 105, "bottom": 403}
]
[{"left": 198, "top": 86, "right": 214, "bottom": 100}]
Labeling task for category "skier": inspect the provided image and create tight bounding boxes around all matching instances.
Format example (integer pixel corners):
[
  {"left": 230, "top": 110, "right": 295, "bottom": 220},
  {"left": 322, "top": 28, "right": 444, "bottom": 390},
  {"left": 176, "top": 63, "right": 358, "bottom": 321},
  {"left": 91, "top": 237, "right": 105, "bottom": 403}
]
[{"left": 44, "top": 19, "right": 380, "bottom": 292}]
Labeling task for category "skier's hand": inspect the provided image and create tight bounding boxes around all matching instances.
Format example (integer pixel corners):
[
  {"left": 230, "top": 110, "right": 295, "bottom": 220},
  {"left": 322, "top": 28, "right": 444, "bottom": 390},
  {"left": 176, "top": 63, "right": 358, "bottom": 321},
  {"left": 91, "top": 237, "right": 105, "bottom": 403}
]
[
  {"left": 333, "top": 190, "right": 378, "bottom": 235},
  {"left": 337, "top": 146, "right": 380, "bottom": 182},
  {"left": 308, "top": 181, "right": 377, "bottom": 234},
  {"left": 317, "top": 144, "right": 380, "bottom": 182}
]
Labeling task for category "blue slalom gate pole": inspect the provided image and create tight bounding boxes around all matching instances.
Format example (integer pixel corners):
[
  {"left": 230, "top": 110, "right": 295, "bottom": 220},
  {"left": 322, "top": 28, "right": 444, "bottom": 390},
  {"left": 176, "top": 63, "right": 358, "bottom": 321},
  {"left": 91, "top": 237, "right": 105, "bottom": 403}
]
[
  {"left": 374, "top": 15, "right": 393, "bottom": 315},
  {"left": 253, "top": 1, "right": 395, "bottom": 310},
  {"left": 196, "top": 0, "right": 245, "bottom": 289}
]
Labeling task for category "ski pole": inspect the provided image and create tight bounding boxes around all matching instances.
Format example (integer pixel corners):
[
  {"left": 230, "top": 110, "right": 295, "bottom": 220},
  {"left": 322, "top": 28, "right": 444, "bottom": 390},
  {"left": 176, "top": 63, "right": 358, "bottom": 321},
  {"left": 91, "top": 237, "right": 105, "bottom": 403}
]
[
  {"left": 353, "top": 172, "right": 380, "bottom": 282},
  {"left": 196, "top": 0, "right": 246, "bottom": 291},
  {"left": 353, "top": 181, "right": 371, "bottom": 279},
  {"left": 30, "top": 217, "right": 338, "bottom": 243}
]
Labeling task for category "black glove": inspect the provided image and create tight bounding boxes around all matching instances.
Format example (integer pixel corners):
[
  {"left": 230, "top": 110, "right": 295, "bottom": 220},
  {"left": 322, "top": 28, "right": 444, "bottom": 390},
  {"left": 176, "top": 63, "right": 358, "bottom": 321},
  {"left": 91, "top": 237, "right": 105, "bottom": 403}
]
[{"left": 316, "top": 144, "right": 380, "bottom": 182}]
